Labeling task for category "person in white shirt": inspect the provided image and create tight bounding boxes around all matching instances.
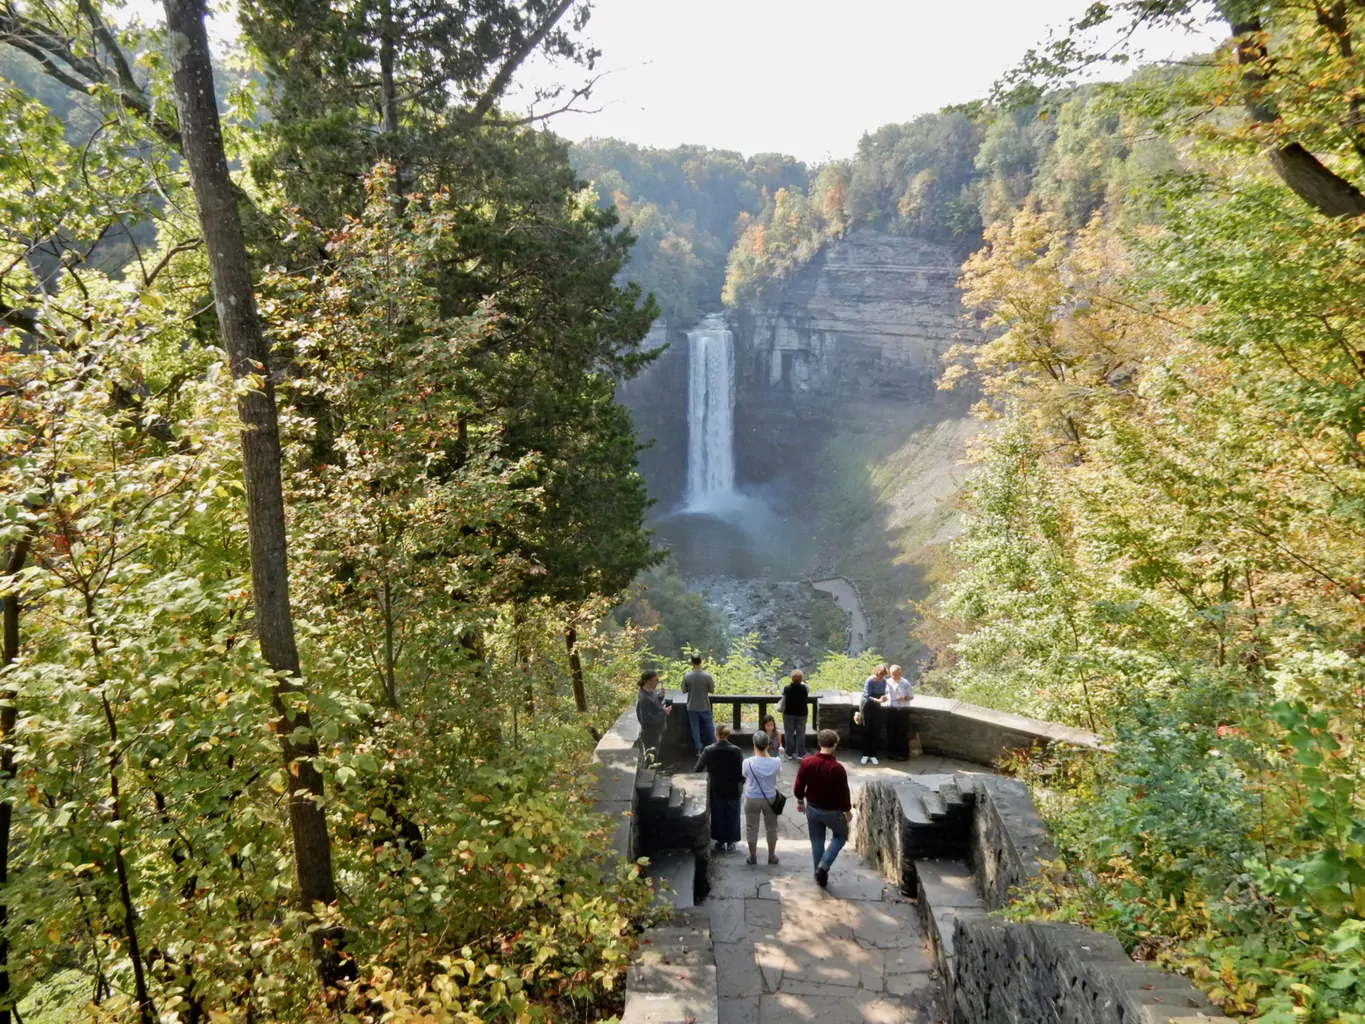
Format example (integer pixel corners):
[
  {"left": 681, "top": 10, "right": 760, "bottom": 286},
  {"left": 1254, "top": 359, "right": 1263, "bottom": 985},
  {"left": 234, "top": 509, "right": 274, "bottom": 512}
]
[
  {"left": 885, "top": 664, "right": 915, "bottom": 760},
  {"left": 741, "top": 732, "right": 783, "bottom": 865}
]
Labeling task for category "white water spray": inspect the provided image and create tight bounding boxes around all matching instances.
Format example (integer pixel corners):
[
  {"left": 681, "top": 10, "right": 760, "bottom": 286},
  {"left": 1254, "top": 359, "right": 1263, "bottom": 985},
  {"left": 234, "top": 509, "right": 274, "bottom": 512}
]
[{"left": 685, "top": 315, "right": 736, "bottom": 511}]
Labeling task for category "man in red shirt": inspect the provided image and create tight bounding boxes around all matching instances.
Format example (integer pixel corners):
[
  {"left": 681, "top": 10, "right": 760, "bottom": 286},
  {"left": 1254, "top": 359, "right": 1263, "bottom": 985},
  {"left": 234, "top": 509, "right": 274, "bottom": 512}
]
[{"left": 793, "top": 728, "right": 854, "bottom": 887}]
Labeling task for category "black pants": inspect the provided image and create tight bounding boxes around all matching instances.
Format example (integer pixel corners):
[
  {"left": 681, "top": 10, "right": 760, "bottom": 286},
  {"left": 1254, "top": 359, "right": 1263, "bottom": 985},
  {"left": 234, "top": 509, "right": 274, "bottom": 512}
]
[
  {"left": 861, "top": 700, "right": 883, "bottom": 758},
  {"left": 886, "top": 707, "right": 911, "bottom": 759}
]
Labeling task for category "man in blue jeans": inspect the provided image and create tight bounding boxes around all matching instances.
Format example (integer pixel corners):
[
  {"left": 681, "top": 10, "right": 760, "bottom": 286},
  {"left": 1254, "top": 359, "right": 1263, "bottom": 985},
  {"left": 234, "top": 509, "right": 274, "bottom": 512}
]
[
  {"left": 793, "top": 728, "right": 853, "bottom": 888},
  {"left": 682, "top": 654, "right": 716, "bottom": 755}
]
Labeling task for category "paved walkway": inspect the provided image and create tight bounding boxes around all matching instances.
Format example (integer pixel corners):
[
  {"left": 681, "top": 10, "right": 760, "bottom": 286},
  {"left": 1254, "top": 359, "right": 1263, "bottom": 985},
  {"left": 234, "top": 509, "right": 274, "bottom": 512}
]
[
  {"left": 685, "top": 753, "right": 987, "bottom": 1024},
  {"left": 811, "top": 577, "right": 870, "bottom": 654}
]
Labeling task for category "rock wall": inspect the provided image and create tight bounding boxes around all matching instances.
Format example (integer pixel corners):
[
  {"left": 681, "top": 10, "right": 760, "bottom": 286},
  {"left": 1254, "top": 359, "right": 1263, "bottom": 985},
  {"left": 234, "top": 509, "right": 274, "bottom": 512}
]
[
  {"left": 852, "top": 775, "right": 1233, "bottom": 1024},
  {"left": 728, "top": 230, "right": 974, "bottom": 493},
  {"left": 616, "top": 321, "right": 689, "bottom": 509}
]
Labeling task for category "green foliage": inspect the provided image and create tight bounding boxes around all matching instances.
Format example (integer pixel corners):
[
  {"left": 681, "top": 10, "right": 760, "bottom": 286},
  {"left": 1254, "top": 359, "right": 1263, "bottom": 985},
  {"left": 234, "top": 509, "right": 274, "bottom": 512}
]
[
  {"left": 719, "top": 86, "right": 1169, "bottom": 307},
  {"left": 930, "top": 56, "right": 1365, "bottom": 1017},
  {"left": 610, "top": 564, "right": 728, "bottom": 661},
  {"left": 570, "top": 139, "right": 808, "bottom": 320},
  {"left": 0, "top": 4, "right": 668, "bottom": 1019}
]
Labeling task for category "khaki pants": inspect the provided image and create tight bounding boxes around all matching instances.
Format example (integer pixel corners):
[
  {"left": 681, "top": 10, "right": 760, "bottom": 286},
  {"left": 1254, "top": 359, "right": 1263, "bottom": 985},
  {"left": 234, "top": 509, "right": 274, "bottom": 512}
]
[{"left": 744, "top": 795, "right": 778, "bottom": 848}]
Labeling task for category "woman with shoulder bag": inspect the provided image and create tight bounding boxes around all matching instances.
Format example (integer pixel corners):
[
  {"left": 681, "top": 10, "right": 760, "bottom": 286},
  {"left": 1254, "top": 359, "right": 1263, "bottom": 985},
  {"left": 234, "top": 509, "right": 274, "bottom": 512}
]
[{"left": 742, "top": 731, "right": 784, "bottom": 865}]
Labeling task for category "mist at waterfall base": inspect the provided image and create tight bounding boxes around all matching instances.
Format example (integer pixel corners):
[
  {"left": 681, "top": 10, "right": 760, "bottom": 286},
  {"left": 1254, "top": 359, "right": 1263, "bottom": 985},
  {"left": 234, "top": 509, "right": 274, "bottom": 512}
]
[{"left": 648, "top": 317, "right": 814, "bottom": 580}]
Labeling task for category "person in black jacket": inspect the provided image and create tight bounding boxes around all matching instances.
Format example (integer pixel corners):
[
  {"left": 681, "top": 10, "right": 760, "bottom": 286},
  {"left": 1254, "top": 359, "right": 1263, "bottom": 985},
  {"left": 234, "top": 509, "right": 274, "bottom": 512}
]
[
  {"left": 694, "top": 723, "right": 744, "bottom": 851},
  {"left": 781, "top": 669, "right": 810, "bottom": 760}
]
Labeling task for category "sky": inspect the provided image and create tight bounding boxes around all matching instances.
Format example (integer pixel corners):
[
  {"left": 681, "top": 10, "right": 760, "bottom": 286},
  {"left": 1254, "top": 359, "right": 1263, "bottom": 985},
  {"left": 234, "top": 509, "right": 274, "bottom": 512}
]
[
  {"left": 121, "top": 0, "right": 1221, "bottom": 164},
  {"left": 508, "top": 0, "right": 1222, "bottom": 163}
]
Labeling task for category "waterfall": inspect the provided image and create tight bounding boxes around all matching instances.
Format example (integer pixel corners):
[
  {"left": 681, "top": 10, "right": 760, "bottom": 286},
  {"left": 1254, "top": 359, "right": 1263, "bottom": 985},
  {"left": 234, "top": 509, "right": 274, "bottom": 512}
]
[{"left": 685, "top": 315, "right": 736, "bottom": 511}]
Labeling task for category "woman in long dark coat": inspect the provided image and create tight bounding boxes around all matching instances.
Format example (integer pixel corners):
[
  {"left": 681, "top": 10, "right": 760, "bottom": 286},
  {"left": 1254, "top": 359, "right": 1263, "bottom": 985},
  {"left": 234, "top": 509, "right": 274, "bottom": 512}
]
[{"left": 694, "top": 723, "right": 745, "bottom": 850}]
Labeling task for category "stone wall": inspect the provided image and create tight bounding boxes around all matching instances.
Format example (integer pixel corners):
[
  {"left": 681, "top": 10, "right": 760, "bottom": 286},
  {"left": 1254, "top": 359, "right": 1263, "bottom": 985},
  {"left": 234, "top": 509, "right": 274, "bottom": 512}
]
[
  {"left": 853, "top": 776, "right": 1233, "bottom": 1024},
  {"left": 589, "top": 706, "right": 644, "bottom": 864},
  {"left": 952, "top": 918, "right": 1226, "bottom": 1024},
  {"left": 615, "top": 321, "right": 688, "bottom": 508},
  {"left": 816, "top": 692, "right": 1104, "bottom": 763}
]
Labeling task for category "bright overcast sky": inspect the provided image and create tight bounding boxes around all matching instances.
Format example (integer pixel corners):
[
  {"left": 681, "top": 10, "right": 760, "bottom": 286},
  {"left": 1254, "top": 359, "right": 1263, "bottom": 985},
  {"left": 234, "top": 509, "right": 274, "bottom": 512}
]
[{"left": 510, "top": 0, "right": 1221, "bottom": 163}]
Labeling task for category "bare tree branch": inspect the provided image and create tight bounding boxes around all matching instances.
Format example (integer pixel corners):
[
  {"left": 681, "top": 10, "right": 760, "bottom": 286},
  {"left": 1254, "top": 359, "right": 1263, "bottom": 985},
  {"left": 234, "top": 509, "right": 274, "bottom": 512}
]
[{"left": 468, "top": 0, "right": 575, "bottom": 122}]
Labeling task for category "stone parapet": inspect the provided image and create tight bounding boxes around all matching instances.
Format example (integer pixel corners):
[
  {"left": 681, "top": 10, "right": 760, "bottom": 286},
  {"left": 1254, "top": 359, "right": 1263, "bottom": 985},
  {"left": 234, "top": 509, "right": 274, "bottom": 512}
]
[
  {"left": 817, "top": 691, "right": 1102, "bottom": 765},
  {"left": 853, "top": 773, "right": 1231, "bottom": 1024}
]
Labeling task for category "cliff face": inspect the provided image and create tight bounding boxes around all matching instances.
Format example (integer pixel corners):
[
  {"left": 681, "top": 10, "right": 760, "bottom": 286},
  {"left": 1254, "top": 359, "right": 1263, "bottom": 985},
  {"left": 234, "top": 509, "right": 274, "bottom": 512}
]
[
  {"left": 728, "top": 230, "right": 974, "bottom": 493},
  {"left": 734, "top": 229, "right": 970, "bottom": 401},
  {"left": 617, "top": 229, "right": 980, "bottom": 664}
]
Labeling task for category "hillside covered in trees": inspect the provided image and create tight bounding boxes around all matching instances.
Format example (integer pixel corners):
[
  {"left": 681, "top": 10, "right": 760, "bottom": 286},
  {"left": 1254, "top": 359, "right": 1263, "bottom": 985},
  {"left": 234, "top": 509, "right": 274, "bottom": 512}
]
[
  {"left": 0, "top": 1, "right": 665, "bottom": 1021},
  {"left": 3, "top": 0, "right": 1365, "bottom": 1022}
]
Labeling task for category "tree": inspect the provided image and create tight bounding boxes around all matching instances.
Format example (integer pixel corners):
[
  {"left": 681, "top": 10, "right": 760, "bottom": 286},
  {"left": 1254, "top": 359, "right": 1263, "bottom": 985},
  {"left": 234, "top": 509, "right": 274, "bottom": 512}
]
[
  {"left": 161, "top": 0, "right": 346, "bottom": 986},
  {"left": 1000, "top": 1, "right": 1365, "bottom": 219}
]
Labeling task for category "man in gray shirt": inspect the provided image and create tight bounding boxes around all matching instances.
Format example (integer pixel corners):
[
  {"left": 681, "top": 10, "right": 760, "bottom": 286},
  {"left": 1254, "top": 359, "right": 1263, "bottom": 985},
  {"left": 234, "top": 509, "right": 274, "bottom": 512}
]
[{"left": 682, "top": 654, "right": 716, "bottom": 755}]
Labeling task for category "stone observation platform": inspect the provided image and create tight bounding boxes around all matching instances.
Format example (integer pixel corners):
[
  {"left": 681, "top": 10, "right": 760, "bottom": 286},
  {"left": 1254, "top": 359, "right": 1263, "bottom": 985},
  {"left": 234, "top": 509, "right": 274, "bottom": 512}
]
[{"left": 589, "top": 694, "right": 1235, "bottom": 1024}]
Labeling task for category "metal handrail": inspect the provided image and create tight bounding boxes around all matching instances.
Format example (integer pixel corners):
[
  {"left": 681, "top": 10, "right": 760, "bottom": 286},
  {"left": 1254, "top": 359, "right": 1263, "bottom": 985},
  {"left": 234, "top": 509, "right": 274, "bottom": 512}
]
[{"left": 670, "top": 692, "right": 821, "bottom": 732}]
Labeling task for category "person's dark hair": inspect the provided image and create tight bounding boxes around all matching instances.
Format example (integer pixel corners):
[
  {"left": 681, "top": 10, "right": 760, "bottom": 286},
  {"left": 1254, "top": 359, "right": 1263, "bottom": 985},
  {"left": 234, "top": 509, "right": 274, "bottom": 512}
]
[
  {"left": 716, "top": 723, "right": 732, "bottom": 740},
  {"left": 817, "top": 728, "right": 839, "bottom": 750},
  {"left": 638, "top": 670, "right": 660, "bottom": 687},
  {"left": 761, "top": 714, "right": 777, "bottom": 733},
  {"left": 690, "top": 654, "right": 702, "bottom": 666},
  {"left": 753, "top": 731, "right": 770, "bottom": 752}
]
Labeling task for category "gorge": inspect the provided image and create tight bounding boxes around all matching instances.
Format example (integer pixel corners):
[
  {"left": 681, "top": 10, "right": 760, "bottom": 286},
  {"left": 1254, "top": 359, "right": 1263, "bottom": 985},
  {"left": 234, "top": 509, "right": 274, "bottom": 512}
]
[{"left": 618, "top": 229, "right": 980, "bottom": 669}]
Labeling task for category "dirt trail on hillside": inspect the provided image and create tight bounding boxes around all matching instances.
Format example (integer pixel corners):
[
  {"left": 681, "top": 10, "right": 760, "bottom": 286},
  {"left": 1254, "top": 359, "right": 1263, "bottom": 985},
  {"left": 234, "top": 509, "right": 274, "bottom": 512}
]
[{"left": 811, "top": 577, "right": 870, "bottom": 654}]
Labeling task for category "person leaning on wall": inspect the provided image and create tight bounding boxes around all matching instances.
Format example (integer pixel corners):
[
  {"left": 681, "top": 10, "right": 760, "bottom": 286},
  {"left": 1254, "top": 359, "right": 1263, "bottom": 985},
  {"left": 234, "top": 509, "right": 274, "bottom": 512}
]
[{"left": 885, "top": 664, "right": 914, "bottom": 760}]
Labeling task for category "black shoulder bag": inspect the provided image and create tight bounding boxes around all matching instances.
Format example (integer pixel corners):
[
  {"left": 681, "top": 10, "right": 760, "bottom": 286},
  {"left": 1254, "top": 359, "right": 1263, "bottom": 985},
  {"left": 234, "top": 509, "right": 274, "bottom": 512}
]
[{"left": 754, "top": 761, "right": 787, "bottom": 815}]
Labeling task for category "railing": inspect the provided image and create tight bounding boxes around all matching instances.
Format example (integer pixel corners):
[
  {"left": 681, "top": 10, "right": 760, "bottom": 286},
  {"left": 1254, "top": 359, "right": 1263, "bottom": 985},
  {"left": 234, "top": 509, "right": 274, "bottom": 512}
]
[{"left": 705, "top": 693, "right": 821, "bottom": 732}]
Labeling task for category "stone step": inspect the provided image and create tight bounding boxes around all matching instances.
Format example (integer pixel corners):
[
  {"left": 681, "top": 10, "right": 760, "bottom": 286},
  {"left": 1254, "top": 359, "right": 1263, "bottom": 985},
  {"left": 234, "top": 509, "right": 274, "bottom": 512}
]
[
  {"left": 644, "top": 850, "right": 696, "bottom": 910},
  {"left": 939, "top": 779, "right": 965, "bottom": 808},
  {"left": 621, "top": 987, "right": 719, "bottom": 1024},
  {"left": 922, "top": 788, "right": 948, "bottom": 819},
  {"left": 637, "top": 925, "right": 713, "bottom": 956},
  {"left": 635, "top": 767, "right": 656, "bottom": 795},
  {"left": 666, "top": 785, "right": 685, "bottom": 816},
  {"left": 910, "top": 859, "right": 985, "bottom": 987},
  {"left": 625, "top": 962, "right": 716, "bottom": 997},
  {"left": 896, "top": 783, "right": 933, "bottom": 825},
  {"left": 649, "top": 775, "right": 671, "bottom": 804},
  {"left": 913, "top": 859, "right": 983, "bottom": 910}
]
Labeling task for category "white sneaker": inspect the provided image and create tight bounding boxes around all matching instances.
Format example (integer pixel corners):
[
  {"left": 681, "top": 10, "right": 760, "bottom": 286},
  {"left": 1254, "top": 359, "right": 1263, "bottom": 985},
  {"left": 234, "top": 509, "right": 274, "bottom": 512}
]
[
  {"left": 860, "top": 756, "right": 870, "bottom": 765},
  {"left": 870, "top": 757, "right": 879, "bottom": 766}
]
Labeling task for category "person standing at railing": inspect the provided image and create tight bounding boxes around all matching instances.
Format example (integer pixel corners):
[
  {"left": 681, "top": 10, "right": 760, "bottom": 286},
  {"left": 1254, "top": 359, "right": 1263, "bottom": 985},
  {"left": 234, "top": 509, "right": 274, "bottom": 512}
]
[
  {"left": 780, "top": 670, "right": 809, "bottom": 761},
  {"left": 635, "top": 670, "right": 671, "bottom": 763},
  {"left": 861, "top": 664, "right": 889, "bottom": 765},
  {"left": 682, "top": 654, "right": 716, "bottom": 755},
  {"left": 885, "top": 664, "right": 914, "bottom": 760}
]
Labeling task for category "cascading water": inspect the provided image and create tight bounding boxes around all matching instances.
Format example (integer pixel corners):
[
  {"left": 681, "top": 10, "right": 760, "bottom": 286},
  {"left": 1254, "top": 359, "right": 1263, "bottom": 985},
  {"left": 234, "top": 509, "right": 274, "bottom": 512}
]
[{"left": 685, "top": 314, "right": 736, "bottom": 511}]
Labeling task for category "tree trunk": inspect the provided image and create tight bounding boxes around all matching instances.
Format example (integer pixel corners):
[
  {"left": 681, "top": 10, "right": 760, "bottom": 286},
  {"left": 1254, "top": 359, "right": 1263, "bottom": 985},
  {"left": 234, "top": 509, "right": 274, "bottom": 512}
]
[
  {"left": 160, "top": 0, "right": 348, "bottom": 987},
  {"left": 0, "top": 536, "right": 30, "bottom": 1024},
  {"left": 1226, "top": 13, "right": 1365, "bottom": 219},
  {"left": 378, "top": 0, "right": 403, "bottom": 206},
  {"left": 565, "top": 624, "right": 587, "bottom": 713}
]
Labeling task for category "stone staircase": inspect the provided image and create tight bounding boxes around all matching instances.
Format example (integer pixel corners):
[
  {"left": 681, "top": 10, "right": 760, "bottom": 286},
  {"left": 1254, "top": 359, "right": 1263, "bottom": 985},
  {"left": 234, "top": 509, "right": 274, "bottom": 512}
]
[
  {"left": 856, "top": 773, "right": 1235, "bottom": 1024},
  {"left": 625, "top": 767, "right": 718, "bottom": 1024},
  {"left": 622, "top": 917, "right": 718, "bottom": 1024},
  {"left": 634, "top": 766, "right": 711, "bottom": 906}
]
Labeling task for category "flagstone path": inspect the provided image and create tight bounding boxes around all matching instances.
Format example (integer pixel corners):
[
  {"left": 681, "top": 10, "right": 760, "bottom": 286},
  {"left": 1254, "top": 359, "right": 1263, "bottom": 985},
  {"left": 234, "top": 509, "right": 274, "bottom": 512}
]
[{"left": 681, "top": 752, "right": 989, "bottom": 1024}]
